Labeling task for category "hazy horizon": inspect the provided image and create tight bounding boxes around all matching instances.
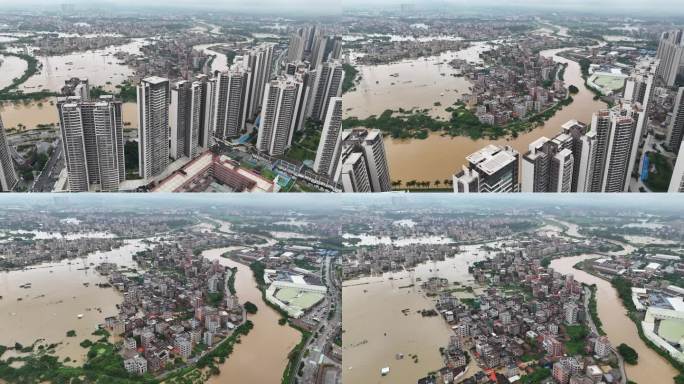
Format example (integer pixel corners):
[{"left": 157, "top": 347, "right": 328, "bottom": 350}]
[
  {"left": 0, "top": 193, "right": 682, "bottom": 214},
  {"left": 0, "top": 0, "right": 683, "bottom": 17}
]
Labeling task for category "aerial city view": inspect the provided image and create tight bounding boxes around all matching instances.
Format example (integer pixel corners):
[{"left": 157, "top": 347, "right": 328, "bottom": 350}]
[
  {"left": 0, "top": 194, "right": 342, "bottom": 384},
  {"left": 1, "top": 0, "right": 684, "bottom": 384},
  {"left": 342, "top": 194, "right": 684, "bottom": 384},
  {"left": 0, "top": 1, "right": 683, "bottom": 193}
]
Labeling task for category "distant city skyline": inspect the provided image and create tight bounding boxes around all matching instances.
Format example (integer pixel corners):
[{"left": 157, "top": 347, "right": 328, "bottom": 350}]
[{"left": 0, "top": 192, "right": 682, "bottom": 213}]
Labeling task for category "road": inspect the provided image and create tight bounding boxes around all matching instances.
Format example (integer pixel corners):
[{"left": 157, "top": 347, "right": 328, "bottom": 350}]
[
  {"left": 31, "top": 139, "right": 63, "bottom": 192},
  {"left": 294, "top": 257, "right": 342, "bottom": 384}
]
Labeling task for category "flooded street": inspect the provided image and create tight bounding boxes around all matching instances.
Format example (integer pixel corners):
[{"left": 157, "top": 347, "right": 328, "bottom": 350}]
[
  {"left": 345, "top": 44, "right": 606, "bottom": 182},
  {"left": 550, "top": 255, "right": 678, "bottom": 384},
  {"left": 0, "top": 239, "right": 153, "bottom": 364},
  {"left": 342, "top": 243, "right": 492, "bottom": 384},
  {"left": 201, "top": 247, "right": 300, "bottom": 384}
]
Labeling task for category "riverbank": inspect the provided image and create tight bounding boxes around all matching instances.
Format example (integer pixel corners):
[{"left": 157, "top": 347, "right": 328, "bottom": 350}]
[
  {"left": 344, "top": 95, "right": 574, "bottom": 142},
  {"left": 550, "top": 255, "right": 679, "bottom": 384},
  {"left": 202, "top": 249, "right": 299, "bottom": 384},
  {"left": 0, "top": 52, "right": 53, "bottom": 101},
  {"left": 377, "top": 46, "right": 606, "bottom": 182},
  {"left": 246, "top": 259, "right": 311, "bottom": 384}
]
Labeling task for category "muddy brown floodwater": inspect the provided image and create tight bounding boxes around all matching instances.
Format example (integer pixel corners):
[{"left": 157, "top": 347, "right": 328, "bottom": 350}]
[
  {"left": 0, "top": 100, "right": 137, "bottom": 130},
  {"left": 0, "top": 240, "right": 152, "bottom": 365},
  {"left": 344, "top": 45, "right": 606, "bottom": 182},
  {"left": 550, "top": 255, "right": 678, "bottom": 384},
  {"left": 342, "top": 242, "right": 502, "bottom": 384},
  {"left": 201, "top": 247, "right": 300, "bottom": 384}
]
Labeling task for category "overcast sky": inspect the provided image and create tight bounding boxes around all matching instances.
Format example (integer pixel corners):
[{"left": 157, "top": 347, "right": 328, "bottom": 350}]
[{"left": 0, "top": 0, "right": 682, "bottom": 16}]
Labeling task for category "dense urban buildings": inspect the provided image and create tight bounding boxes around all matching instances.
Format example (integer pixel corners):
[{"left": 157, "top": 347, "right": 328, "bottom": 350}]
[
  {"left": 57, "top": 95, "right": 125, "bottom": 192},
  {"left": 0, "top": 114, "right": 17, "bottom": 192},
  {"left": 138, "top": 76, "right": 171, "bottom": 180},
  {"left": 2, "top": 9, "right": 684, "bottom": 195}
]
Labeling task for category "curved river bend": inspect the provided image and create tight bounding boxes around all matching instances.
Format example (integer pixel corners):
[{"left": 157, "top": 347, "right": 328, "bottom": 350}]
[
  {"left": 344, "top": 44, "right": 606, "bottom": 182},
  {"left": 550, "top": 255, "right": 678, "bottom": 384},
  {"left": 202, "top": 247, "right": 300, "bottom": 384}
]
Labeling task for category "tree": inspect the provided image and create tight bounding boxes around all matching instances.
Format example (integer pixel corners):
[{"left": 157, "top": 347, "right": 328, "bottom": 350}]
[
  {"left": 244, "top": 301, "right": 258, "bottom": 314},
  {"left": 618, "top": 343, "right": 638, "bottom": 364}
]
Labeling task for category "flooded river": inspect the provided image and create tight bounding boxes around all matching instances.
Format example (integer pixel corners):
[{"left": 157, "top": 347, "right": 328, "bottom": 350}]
[
  {"left": 550, "top": 255, "right": 679, "bottom": 384},
  {"left": 342, "top": 243, "right": 495, "bottom": 384},
  {"left": 0, "top": 55, "right": 28, "bottom": 90},
  {"left": 0, "top": 239, "right": 153, "bottom": 364},
  {"left": 201, "top": 247, "right": 300, "bottom": 384},
  {"left": 2, "top": 38, "right": 148, "bottom": 93},
  {"left": 344, "top": 44, "right": 606, "bottom": 182},
  {"left": 0, "top": 100, "right": 137, "bottom": 130}
]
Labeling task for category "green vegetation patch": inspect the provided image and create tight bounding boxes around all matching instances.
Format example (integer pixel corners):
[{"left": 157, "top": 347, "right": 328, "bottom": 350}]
[
  {"left": 645, "top": 152, "right": 674, "bottom": 192},
  {"left": 564, "top": 324, "right": 588, "bottom": 355},
  {"left": 342, "top": 64, "right": 359, "bottom": 94},
  {"left": 618, "top": 343, "right": 638, "bottom": 364},
  {"left": 244, "top": 301, "right": 258, "bottom": 314},
  {"left": 343, "top": 98, "right": 573, "bottom": 141}
]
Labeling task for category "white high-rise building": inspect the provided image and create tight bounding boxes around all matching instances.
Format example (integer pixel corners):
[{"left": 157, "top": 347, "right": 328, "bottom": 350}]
[
  {"left": 521, "top": 134, "right": 574, "bottom": 193},
  {"left": 256, "top": 75, "right": 304, "bottom": 156},
  {"left": 310, "top": 34, "right": 327, "bottom": 70},
  {"left": 667, "top": 87, "right": 684, "bottom": 154},
  {"left": 329, "top": 36, "right": 343, "bottom": 61},
  {"left": 0, "top": 113, "right": 18, "bottom": 191},
  {"left": 338, "top": 128, "right": 391, "bottom": 192},
  {"left": 585, "top": 104, "right": 645, "bottom": 192},
  {"left": 308, "top": 60, "right": 344, "bottom": 122},
  {"left": 339, "top": 152, "right": 372, "bottom": 192},
  {"left": 453, "top": 145, "right": 519, "bottom": 193},
  {"left": 314, "top": 97, "right": 343, "bottom": 177},
  {"left": 213, "top": 67, "right": 252, "bottom": 140},
  {"left": 669, "top": 147, "right": 684, "bottom": 192},
  {"left": 137, "top": 77, "right": 170, "bottom": 180},
  {"left": 244, "top": 44, "right": 275, "bottom": 121},
  {"left": 170, "top": 80, "right": 203, "bottom": 160},
  {"left": 58, "top": 96, "right": 125, "bottom": 192},
  {"left": 561, "top": 120, "right": 589, "bottom": 192},
  {"left": 656, "top": 30, "right": 684, "bottom": 87},
  {"left": 575, "top": 130, "right": 598, "bottom": 193},
  {"left": 287, "top": 32, "right": 306, "bottom": 63},
  {"left": 196, "top": 75, "right": 217, "bottom": 149}
]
